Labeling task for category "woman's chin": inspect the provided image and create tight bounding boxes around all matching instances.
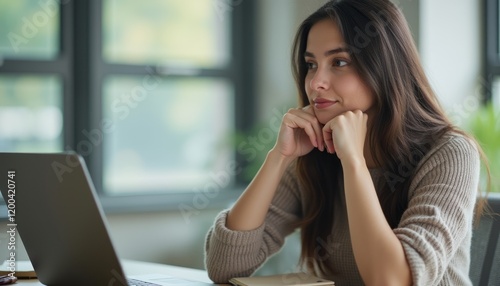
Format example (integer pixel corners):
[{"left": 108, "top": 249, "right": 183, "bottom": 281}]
[{"left": 315, "top": 112, "right": 339, "bottom": 125}]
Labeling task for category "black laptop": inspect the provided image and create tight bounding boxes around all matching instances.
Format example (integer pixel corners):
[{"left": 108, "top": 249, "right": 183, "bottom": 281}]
[{"left": 0, "top": 152, "right": 212, "bottom": 286}]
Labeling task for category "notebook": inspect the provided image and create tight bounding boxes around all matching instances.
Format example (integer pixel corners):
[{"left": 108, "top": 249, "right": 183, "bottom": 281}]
[
  {"left": 0, "top": 152, "right": 211, "bottom": 286},
  {"left": 229, "top": 273, "right": 335, "bottom": 286}
]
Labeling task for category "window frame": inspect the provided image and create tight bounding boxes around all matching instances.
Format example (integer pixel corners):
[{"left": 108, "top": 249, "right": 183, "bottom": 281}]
[
  {"left": 0, "top": 0, "right": 74, "bottom": 151},
  {"left": 0, "top": 0, "right": 256, "bottom": 213},
  {"left": 485, "top": 0, "right": 500, "bottom": 102}
]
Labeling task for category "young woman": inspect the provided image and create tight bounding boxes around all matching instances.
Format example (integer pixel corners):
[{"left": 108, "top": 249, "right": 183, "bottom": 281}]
[{"left": 205, "top": 0, "right": 487, "bottom": 285}]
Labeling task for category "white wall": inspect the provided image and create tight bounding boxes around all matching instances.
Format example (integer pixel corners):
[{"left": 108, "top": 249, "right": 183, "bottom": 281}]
[
  {"left": 420, "top": 0, "right": 482, "bottom": 121},
  {"left": 255, "top": 0, "right": 327, "bottom": 122}
]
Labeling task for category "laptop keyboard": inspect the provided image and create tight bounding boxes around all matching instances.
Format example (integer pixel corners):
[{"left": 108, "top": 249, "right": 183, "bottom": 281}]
[{"left": 128, "top": 278, "right": 161, "bottom": 286}]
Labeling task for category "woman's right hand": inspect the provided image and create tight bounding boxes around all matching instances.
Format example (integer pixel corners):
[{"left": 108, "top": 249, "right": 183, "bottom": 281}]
[
  {"left": 271, "top": 105, "right": 325, "bottom": 160},
  {"left": 227, "top": 106, "right": 323, "bottom": 232}
]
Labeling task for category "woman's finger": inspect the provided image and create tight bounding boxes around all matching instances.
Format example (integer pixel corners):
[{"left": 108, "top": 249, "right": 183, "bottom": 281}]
[
  {"left": 322, "top": 123, "right": 336, "bottom": 154},
  {"left": 283, "top": 111, "right": 319, "bottom": 148},
  {"left": 291, "top": 107, "right": 324, "bottom": 151}
]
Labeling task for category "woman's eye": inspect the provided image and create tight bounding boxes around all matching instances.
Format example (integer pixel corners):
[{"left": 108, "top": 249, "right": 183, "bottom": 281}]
[
  {"left": 334, "top": 59, "right": 348, "bottom": 67},
  {"left": 306, "top": 62, "right": 317, "bottom": 69}
]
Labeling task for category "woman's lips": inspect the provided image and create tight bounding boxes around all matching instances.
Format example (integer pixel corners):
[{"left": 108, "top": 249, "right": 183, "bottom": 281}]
[{"left": 313, "top": 98, "right": 337, "bottom": 109}]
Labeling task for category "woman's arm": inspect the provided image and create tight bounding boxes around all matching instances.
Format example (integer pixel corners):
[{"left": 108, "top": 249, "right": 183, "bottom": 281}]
[
  {"left": 393, "top": 135, "right": 479, "bottom": 285},
  {"left": 342, "top": 160, "right": 411, "bottom": 286},
  {"left": 205, "top": 107, "right": 324, "bottom": 282},
  {"left": 226, "top": 149, "right": 293, "bottom": 230},
  {"left": 227, "top": 106, "right": 324, "bottom": 231},
  {"left": 323, "top": 110, "right": 411, "bottom": 286},
  {"left": 205, "top": 165, "right": 302, "bottom": 283}
]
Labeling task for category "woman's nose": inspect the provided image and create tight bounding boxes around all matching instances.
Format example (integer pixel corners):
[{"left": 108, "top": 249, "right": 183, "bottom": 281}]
[{"left": 309, "top": 67, "right": 330, "bottom": 91}]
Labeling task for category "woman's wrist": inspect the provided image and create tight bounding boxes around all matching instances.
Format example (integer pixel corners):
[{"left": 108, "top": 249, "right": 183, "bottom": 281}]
[
  {"left": 341, "top": 155, "right": 367, "bottom": 173},
  {"left": 267, "top": 148, "right": 295, "bottom": 169}
]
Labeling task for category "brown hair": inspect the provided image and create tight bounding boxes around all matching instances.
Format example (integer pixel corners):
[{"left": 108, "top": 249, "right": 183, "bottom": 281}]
[{"left": 291, "top": 0, "right": 489, "bottom": 275}]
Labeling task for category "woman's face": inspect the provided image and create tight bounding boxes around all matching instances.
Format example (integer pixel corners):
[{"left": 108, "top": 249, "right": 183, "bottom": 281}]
[{"left": 304, "top": 19, "right": 376, "bottom": 124}]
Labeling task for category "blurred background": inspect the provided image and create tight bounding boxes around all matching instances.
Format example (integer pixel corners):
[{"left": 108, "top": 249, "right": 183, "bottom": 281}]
[{"left": 0, "top": 0, "right": 498, "bottom": 276}]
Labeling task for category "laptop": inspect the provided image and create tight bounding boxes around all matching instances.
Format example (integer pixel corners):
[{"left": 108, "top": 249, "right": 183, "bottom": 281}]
[{"left": 0, "top": 152, "right": 212, "bottom": 286}]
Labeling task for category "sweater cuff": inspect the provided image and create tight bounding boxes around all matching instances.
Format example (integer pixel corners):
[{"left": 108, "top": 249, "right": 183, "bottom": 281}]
[{"left": 212, "top": 210, "right": 266, "bottom": 247}]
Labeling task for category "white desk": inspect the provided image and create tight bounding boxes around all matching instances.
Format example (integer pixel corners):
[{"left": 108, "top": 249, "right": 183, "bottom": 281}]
[{"left": 12, "top": 260, "right": 221, "bottom": 285}]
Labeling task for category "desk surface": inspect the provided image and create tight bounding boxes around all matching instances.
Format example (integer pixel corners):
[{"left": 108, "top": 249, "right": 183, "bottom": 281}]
[{"left": 13, "top": 260, "right": 218, "bottom": 285}]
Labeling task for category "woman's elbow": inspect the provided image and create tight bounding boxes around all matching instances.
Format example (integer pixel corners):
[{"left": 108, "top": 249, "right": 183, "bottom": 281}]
[
  {"left": 364, "top": 270, "right": 412, "bottom": 286},
  {"left": 205, "top": 263, "right": 232, "bottom": 284}
]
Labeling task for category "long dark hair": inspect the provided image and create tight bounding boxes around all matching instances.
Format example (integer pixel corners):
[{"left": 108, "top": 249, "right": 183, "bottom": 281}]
[{"left": 291, "top": 0, "right": 489, "bottom": 275}]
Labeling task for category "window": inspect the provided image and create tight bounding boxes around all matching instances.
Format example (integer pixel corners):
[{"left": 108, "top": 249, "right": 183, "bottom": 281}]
[
  {"left": 99, "top": 0, "right": 236, "bottom": 195},
  {"left": 486, "top": 0, "right": 500, "bottom": 105},
  {"left": 102, "top": 76, "right": 234, "bottom": 194},
  {"left": 0, "top": 0, "right": 66, "bottom": 153},
  {"left": 0, "top": 0, "right": 60, "bottom": 60},
  {"left": 477, "top": 0, "right": 500, "bottom": 193},
  {"left": 0, "top": 75, "right": 63, "bottom": 152},
  {"left": 0, "top": 0, "right": 255, "bottom": 210}
]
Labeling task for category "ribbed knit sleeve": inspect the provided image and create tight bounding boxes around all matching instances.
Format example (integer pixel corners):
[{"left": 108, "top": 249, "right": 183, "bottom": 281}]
[
  {"left": 204, "top": 166, "right": 303, "bottom": 283},
  {"left": 393, "top": 135, "right": 480, "bottom": 286}
]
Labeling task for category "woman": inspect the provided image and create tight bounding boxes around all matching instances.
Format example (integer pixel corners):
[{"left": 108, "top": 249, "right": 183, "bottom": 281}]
[{"left": 205, "top": 0, "right": 487, "bottom": 285}]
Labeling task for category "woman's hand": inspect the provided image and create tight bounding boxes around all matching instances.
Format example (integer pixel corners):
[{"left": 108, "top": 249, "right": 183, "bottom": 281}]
[
  {"left": 227, "top": 106, "right": 324, "bottom": 232},
  {"left": 322, "top": 110, "right": 368, "bottom": 165},
  {"left": 271, "top": 106, "right": 325, "bottom": 160}
]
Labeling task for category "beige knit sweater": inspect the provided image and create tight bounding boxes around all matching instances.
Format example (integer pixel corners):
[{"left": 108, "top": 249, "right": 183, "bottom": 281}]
[{"left": 205, "top": 133, "right": 480, "bottom": 285}]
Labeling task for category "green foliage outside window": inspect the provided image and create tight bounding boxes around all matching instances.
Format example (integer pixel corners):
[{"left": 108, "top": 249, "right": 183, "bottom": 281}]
[{"left": 466, "top": 103, "right": 500, "bottom": 193}]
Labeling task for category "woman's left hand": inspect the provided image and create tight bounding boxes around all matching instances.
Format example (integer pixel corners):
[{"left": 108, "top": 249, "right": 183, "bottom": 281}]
[{"left": 322, "top": 110, "right": 368, "bottom": 165}]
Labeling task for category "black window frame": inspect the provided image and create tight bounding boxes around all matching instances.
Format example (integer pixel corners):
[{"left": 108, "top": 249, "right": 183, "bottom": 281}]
[
  {"left": 485, "top": 0, "right": 499, "bottom": 102},
  {"left": 0, "top": 0, "right": 255, "bottom": 213}
]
